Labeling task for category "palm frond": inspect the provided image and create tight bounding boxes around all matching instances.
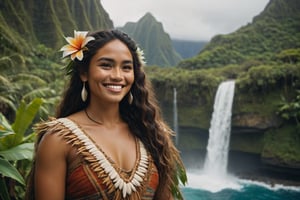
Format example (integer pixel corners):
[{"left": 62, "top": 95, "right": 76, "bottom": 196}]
[
  {"left": 22, "top": 87, "right": 56, "bottom": 102},
  {"left": 0, "top": 96, "right": 17, "bottom": 112},
  {"left": 9, "top": 73, "right": 47, "bottom": 86}
]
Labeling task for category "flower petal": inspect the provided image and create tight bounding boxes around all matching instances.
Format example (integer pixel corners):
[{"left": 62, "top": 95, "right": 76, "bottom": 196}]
[
  {"left": 81, "top": 36, "right": 95, "bottom": 48},
  {"left": 75, "top": 31, "right": 88, "bottom": 38},
  {"left": 70, "top": 53, "right": 76, "bottom": 60},
  {"left": 75, "top": 50, "right": 84, "bottom": 61},
  {"left": 66, "top": 37, "right": 82, "bottom": 49},
  {"left": 60, "top": 44, "right": 76, "bottom": 51},
  {"left": 61, "top": 45, "right": 78, "bottom": 58}
]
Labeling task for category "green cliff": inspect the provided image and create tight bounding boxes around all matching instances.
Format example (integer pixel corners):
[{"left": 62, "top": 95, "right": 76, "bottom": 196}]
[
  {"left": 178, "top": 0, "right": 300, "bottom": 69},
  {"left": 0, "top": 0, "right": 113, "bottom": 52},
  {"left": 0, "top": 0, "right": 113, "bottom": 119},
  {"left": 120, "top": 12, "right": 182, "bottom": 67}
]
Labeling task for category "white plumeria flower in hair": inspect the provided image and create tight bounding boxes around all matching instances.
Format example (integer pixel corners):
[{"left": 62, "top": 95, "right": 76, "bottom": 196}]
[
  {"left": 136, "top": 47, "right": 146, "bottom": 66},
  {"left": 60, "top": 30, "right": 95, "bottom": 61}
]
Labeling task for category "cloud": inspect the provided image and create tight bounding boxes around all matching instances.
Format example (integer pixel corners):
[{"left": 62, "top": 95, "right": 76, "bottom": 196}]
[{"left": 101, "top": 0, "right": 269, "bottom": 41}]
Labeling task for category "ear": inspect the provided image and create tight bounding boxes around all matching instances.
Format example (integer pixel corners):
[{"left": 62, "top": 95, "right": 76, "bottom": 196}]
[{"left": 80, "top": 72, "right": 88, "bottom": 82}]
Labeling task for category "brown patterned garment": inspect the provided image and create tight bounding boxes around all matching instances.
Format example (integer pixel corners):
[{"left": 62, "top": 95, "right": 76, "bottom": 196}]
[{"left": 28, "top": 118, "right": 159, "bottom": 200}]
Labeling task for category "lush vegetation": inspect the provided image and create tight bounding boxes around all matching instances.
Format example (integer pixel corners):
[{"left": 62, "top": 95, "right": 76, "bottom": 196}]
[
  {"left": 0, "top": 0, "right": 113, "bottom": 50},
  {"left": 0, "top": 0, "right": 300, "bottom": 198},
  {"left": 0, "top": 99, "right": 43, "bottom": 200}
]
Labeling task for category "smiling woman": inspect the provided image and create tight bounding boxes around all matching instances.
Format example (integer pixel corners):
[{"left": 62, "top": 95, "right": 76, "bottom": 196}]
[{"left": 25, "top": 29, "right": 186, "bottom": 200}]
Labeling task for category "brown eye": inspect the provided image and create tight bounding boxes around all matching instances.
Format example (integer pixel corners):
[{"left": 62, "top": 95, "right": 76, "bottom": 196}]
[
  {"left": 100, "top": 62, "right": 112, "bottom": 69},
  {"left": 123, "top": 65, "right": 133, "bottom": 71}
]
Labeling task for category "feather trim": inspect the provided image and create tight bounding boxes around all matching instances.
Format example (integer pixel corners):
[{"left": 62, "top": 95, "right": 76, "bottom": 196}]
[{"left": 42, "top": 118, "right": 150, "bottom": 199}]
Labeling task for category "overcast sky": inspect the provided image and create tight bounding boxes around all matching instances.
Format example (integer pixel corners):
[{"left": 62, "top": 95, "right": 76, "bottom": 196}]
[{"left": 101, "top": 0, "right": 270, "bottom": 41}]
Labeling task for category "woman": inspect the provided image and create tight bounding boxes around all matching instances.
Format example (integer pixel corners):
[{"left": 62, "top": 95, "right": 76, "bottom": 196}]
[{"left": 26, "top": 29, "right": 186, "bottom": 200}]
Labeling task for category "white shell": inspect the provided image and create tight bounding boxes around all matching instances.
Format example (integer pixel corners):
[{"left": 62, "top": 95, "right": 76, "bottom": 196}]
[
  {"left": 122, "top": 184, "right": 127, "bottom": 198},
  {"left": 58, "top": 118, "right": 149, "bottom": 198}
]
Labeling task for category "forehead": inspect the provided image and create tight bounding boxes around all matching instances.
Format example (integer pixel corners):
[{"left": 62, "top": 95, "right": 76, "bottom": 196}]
[{"left": 94, "top": 39, "right": 133, "bottom": 59}]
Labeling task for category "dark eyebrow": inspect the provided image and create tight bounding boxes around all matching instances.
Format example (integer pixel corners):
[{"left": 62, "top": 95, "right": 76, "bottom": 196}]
[
  {"left": 97, "top": 57, "right": 114, "bottom": 63},
  {"left": 97, "top": 57, "right": 133, "bottom": 65},
  {"left": 123, "top": 60, "right": 133, "bottom": 65}
]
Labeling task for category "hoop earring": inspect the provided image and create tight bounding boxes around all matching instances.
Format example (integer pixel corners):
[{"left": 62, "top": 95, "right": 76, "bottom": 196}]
[
  {"left": 81, "top": 82, "right": 88, "bottom": 102},
  {"left": 128, "top": 92, "right": 133, "bottom": 105}
]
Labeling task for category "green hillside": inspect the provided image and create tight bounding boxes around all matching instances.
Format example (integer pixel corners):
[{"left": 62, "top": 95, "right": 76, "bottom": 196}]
[
  {"left": 120, "top": 12, "right": 182, "bottom": 66},
  {"left": 0, "top": 0, "right": 113, "bottom": 52},
  {"left": 0, "top": 0, "right": 113, "bottom": 119},
  {"left": 178, "top": 0, "right": 300, "bottom": 69}
]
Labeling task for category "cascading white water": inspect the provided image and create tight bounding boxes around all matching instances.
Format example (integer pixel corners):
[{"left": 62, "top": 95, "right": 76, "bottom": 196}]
[
  {"left": 173, "top": 88, "right": 179, "bottom": 145},
  {"left": 203, "top": 80, "right": 235, "bottom": 177},
  {"left": 184, "top": 81, "right": 242, "bottom": 192},
  {"left": 185, "top": 81, "right": 239, "bottom": 193}
]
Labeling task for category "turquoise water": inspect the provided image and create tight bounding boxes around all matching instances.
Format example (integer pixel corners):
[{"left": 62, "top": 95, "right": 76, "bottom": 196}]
[
  {"left": 182, "top": 185, "right": 300, "bottom": 200},
  {"left": 182, "top": 172, "right": 300, "bottom": 200}
]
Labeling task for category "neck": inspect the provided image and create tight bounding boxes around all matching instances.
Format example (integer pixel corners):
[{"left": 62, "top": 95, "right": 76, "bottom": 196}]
[{"left": 85, "top": 103, "right": 122, "bottom": 126}]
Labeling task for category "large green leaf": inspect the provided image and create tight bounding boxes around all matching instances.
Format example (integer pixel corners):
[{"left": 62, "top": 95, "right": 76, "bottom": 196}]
[
  {"left": 11, "top": 98, "right": 43, "bottom": 145},
  {"left": 0, "top": 113, "right": 14, "bottom": 138},
  {"left": 0, "top": 158, "right": 25, "bottom": 185},
  {"left": 0, "top": 143, "right": 34, "bottom": 161}
]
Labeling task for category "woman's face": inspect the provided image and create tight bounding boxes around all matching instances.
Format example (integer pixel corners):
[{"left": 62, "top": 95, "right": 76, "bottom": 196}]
[{"left": 81, "top": 39, "right": 135, "bottom": 105}]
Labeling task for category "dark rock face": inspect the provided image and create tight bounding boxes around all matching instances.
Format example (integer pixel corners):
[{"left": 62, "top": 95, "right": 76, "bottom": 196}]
[
  {"left": 262, "top": 155, "right": 300, "bottom": 169},
  {"left": 232, "top": 113, "right": 282, "bottom": 129},
  {"left": 177, "top": 123, "right": 300, "bottom": 184},
  {"left": 180, "top": 148, "right": 300, "bottom": 185}
]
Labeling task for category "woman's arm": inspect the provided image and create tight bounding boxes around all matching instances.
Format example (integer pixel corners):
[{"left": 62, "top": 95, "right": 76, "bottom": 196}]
[{"left": 34, "top": 132, "right": 68, "bottom": 200}]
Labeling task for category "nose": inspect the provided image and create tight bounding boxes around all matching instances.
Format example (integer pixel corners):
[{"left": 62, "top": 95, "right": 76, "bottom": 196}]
[{"left": 110, "top": 67, "right": 122, "bottom": 81}]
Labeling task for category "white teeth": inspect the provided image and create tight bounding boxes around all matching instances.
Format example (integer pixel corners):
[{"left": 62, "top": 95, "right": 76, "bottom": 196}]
[{"left": 106, "top": 85, "right": 122, "bottom": 89}]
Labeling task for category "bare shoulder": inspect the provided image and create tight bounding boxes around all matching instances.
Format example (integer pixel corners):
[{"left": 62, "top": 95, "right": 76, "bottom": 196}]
[
  {"left": 34, "top": 127, "right": 69, "bottom": 199},
  {"left": 36, "top": 130, "right": 69, "bottom": 162}
]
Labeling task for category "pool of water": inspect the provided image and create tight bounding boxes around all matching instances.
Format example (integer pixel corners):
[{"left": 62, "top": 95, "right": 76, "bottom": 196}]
[{"left": 182, "top": 172, "right": 300, "bottom": 200}]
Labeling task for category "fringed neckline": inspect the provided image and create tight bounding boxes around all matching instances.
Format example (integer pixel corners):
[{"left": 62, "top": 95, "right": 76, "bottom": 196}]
[{"left": 54, "top": 118, "right": 149, "bottom": 199}]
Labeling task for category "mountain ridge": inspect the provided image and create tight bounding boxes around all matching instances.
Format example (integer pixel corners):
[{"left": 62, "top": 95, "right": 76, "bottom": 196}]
[
  {"left": 0, "top": 0, "right": 113, "bottom": 55},
  {"left": 178, "top": 0, "right": 300, "bottom": 69},
  {"left": 120, "top": 12, "right": 182, "bottom": 67}
]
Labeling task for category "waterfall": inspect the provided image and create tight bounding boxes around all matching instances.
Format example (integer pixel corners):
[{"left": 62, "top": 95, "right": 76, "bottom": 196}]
[
  {"left": 203, "top": 80, "right": 235, "bottom": 177},
  {"left": 173, "top": 88, "right": 179, "bottom": 145},
  {"left": 186, "top": 80, "right": 240, "bottom": 192}
]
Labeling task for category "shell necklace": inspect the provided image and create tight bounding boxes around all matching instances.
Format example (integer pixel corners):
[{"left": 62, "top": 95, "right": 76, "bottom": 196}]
[{"left": 57, "top": 118, "right": 149, "bottom": 198}]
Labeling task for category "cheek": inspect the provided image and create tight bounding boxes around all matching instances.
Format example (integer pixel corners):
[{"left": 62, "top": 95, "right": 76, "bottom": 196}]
[
  {"left": 128, "top": 73, "right": 135, "bottom": 85},
  {"left": 88, "top": 68, "right": 106, "bottom": 80}
]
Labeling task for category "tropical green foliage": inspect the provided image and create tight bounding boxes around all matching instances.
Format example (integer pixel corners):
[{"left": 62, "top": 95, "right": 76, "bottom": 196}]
[
  {"left": 276, "top": 48, "right": 300, "bottom": 63},
  {"left": 262, "top": 125, "right": 300, "bottom": 166},
  {"left": 277, "top": 90, "right": 300, "bottom": 128},
  {"left": 236, "top": 64, "right": 300, "bottom": 94},
  {"left": 0, "top": 46, "right": 62, "bottom": 121},
  {"left": 0, "top": 98, "right": 43, "bottom": 200}
]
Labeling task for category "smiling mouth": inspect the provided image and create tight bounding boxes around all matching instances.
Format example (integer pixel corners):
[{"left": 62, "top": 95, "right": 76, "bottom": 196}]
[
  {"left": 103, "top": 84, "right": 125, "bottom": 92},
  {"left": 105, "top": 85, "right": 122, "bottom": 89}
]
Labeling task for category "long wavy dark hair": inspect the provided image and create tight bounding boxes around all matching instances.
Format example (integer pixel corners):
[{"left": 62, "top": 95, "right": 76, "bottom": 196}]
[{"left": 57, "top": 29, "right": 184, "bottom": 199}]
